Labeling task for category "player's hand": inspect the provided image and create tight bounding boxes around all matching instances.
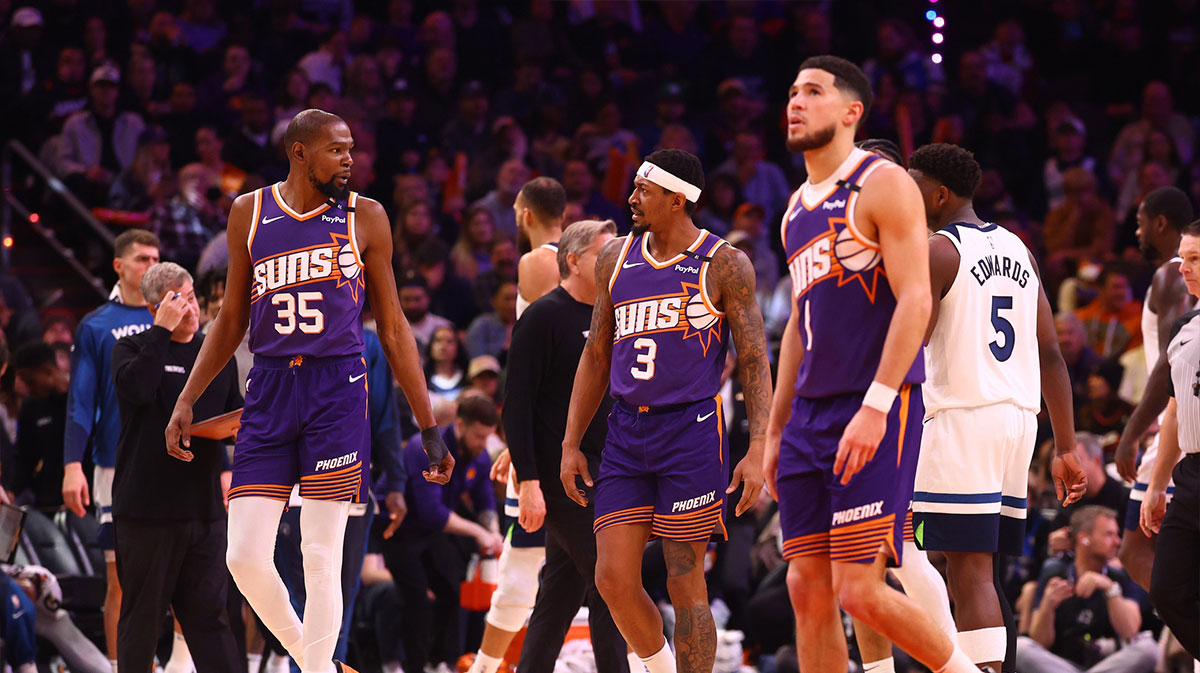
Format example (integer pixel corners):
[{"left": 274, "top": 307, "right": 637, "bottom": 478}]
[
  {"left": 834, "top": 407, "right": 887, "bottom": 486},
  {"left": 517, "top": 480, "right": 546, "bottom": 533},
  {"left": 560, "top": 443, "right": 592, "bottom": 507},
  {"left": 1075, "top": 570, "right": 1114, "bottom": 599},
  {"left": 165, "top": 402, "right": 194, "bottom": 462},
  {"left": 153, "top": 291, "right": 188, "bottom": 332},
  {"left": 475, "top": 529, "right": 504, "bottom": 556},
  {"left": 1043, "top": 576, "right": 1075, "bottom": 608},
  {"left": 1140, "top": 488, "right": 1167, "bottom": 537},
  {"left": 61, "top": 462, "right": 90, "bottom": 517},
  {"left": 1050, "top": 451, "right": 1088, "bottom": 506},
  {"left": 383, "top": 491, "right": 408, "bottom": 539},
  {"left": 728, "top": 452, "right": 765, "bottom": 517},
  {"left": 490, "top": 449, "right": 511, "bottom": 484},
  {"left": 420, "top": 426, "right": 454, "bottom": 484},
  {"left": 1113, "top": 432, "right": 1140, "bottom": 483},
  {"left": 763, "top": 433, "right": 781, "bottom": 502}
]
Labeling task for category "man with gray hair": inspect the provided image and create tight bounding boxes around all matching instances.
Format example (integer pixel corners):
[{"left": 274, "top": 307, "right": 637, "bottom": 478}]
[
  {"left": 491, "top": 219, "right": 635, "bottom": 673},
  {"left": 110, "top": 262, "right": 242, "bottom": 673}
]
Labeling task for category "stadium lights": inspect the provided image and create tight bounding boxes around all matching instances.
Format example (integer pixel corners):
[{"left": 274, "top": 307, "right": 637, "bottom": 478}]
[
  {"left": 3, "top": 236, "right": 13, "bottom": 248},
  {"left": 29, "top": 213, "right": 39, "bottom": 223},
  {"left": 932, "top": 53, "right": 944, "bottom": 64},
  {"left": 934, "top": 17, "right": 945, "bottom": 28},
  {"left": 932, "top": 32, "right": 944, "bottom": 43},
  {"left": 926, "top": 10, "right": 937, "bottom": 20}
]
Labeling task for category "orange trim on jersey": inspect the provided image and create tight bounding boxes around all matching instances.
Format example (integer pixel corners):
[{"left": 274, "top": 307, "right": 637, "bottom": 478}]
[
  {"left": 903, "top": 511, "right": 915, "bottom": 542},
  {"left": 247, "top": 188, "right": 263, "bottom": 254},
  {"left": 780, "top": 189, "right": 804, "bottom": 249},
  {"left": 896, "top": 385, "right": 911, "bottom": 467},
  {"left": 699, "top": 237, "right": 727, "bottom": 317},
  {"left": 831, "top": 512, "right": 896, "bottom": 535},
  {"left": 799, "top": 152, "right": 874, "bottom": 211},
  {"left": 641, "top": 229, "right": 707, "bottom": 269},
  {"left": 594, "top": 506, "right": 654, "bottom": 531},
  {"left": 347, "top": 191, "right": 365, "bottom": 268},
  {"left": 271, "top": 183, "right": 331, "bottom": 220},
  {"left": 783, "top": 532, "right": 831, "bottom": 558},
  {"left": 302, "top": 463, "right": 363, "bottom": 481},
  {"left": 613, "top": 290, "right": 698, "bottom": 308},
  {"left": 844, "top": 210, "right": 882, "bottom": 252},
  {"left": 843, "top": 160, "right": 887, "bottom": 251},
  {"left": 612, "top": 324, "right": 687, "bottom": 345},
  {"left": 607, "top": 235, "right": 636, "bottom": 293},
  {"left": 716, "top": 394, "right": 724, "bottom": 466},
  {"left": 228, "top": 484, "right": 291, "bottom": 501}
]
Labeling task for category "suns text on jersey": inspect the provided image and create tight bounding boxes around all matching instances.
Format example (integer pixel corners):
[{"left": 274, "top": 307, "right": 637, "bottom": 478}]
[
  {"left": 614, "top": 297, "right": 684, "bottom": 338},
  {"left": 253, "top": 245, "right": 338, "bottom": 297},
  {"left": 787, "top": 234, "right": 835, "bottom": 298}
]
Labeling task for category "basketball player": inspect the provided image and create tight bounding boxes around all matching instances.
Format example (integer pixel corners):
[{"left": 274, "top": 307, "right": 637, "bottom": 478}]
[
  {"left": 843, "top": 138, "right": 962, "bottom": 673},
  {"left": 909, "top": 143, "right": 1087, "bottom": 672},
  {"left": 466, "top": 176, "right": 567, "bottom": 673},
  {"left": 1114, "top": 186, "right": 1196, "bottom": 590},
  {"left": 561, "top": 148, "right": 771, "bottom": 673},
  {"left": 762, "top": 56, "right": 975, "bottom": 673},
  {"left": 165, "top": 109, "right": 452, "bottom": 673}
]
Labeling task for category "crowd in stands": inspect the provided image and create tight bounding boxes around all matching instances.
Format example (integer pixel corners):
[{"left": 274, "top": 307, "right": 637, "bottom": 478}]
[{"left": 0, "top": 1, "right": 1198, "bottom": 672}]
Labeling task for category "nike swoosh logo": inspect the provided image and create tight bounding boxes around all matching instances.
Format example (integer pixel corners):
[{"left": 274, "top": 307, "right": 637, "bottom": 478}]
[
  {"left": 622, "top": 261, "right": 645, "bottom": 268},
  {"left": 1182, "top": 340, "right": 1192, "bottom": 346},
  {"left": 697, "top": 411, "right": 715, "bottom": 422},
  {"left": 262, "top": 215, "right": 284, "bottom": 224},
  {"left": 349, "top": 373, "right": 366, "bottom": 383}
]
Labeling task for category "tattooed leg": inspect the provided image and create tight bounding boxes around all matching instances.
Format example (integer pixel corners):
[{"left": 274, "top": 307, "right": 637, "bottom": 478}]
[{"left": 663, "top": 539, "right": 716, "bottom": 673}]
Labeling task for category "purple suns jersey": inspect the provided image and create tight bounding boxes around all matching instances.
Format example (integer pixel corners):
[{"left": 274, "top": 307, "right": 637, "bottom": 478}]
[
  {"left": 246, "top": 184, "right": 366, "bottom": 358},
  {"left": 782, "top": 148, "right": 924, "bottom": 398},
  {"left": 607, "top": 229, "right": 729, "bottom": 406}
]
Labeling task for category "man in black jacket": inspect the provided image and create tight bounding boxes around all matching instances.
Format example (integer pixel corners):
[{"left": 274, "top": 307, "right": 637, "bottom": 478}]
[
  {"left": 501, "top": 219, "right": 631, "bottom": 673},
  {"left": 111, "top": 261, "right": 241, "bottom": 673},
  {"left": 10, "top": 342, "right": 69, "bottom": 510}
]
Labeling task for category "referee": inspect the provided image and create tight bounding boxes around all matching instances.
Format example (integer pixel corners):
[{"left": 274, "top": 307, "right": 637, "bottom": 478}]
[
  {"left": 502, "top": 219, "right": 631, "bottom": 673},
  {"left": 1140, "top": 220, "right": 1200, "bottom": 662}
]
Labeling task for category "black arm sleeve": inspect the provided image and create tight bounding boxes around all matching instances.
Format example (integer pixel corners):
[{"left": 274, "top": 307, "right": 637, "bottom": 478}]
[
  {"left": 111, "top": 326, "right": 173, "bottom": 407},
  {"left": 502, "top": 304, "right": 550, "bottom": 483}
]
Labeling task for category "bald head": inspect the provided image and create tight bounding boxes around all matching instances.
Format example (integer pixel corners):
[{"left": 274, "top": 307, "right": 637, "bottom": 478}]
[{"left": 282, "top": 109, "right": 346, "bottom": 155}]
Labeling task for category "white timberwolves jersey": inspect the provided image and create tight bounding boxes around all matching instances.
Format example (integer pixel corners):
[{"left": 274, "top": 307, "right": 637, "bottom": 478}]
[{"left": 924, "top": 222, "right": 1041, "bottom": 415}]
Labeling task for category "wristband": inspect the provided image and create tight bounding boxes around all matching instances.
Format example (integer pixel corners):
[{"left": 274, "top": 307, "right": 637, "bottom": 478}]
[
  {"left": 862, "top": 381, "right": 898, "bottom": 413},
  {"left": 1106, "top": 582, "right": 1122, "bottom": 599}
]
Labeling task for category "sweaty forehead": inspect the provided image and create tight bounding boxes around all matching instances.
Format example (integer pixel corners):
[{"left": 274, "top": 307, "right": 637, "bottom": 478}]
[
  {"left": 315, "top": 121, "right": 354, "bottom": 147},
  {"left": 794, "top": 68, "right": 836, "bottom": 90}
]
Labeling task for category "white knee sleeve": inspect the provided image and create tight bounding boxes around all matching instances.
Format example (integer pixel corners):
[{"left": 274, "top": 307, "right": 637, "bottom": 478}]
[
  {"left": 227, "top": 498, "right": 306, "bottom": 668},
  {"left": 893, "top": 540, "right": 957, "bottom": 645},
  {"left": 298, "top": 499, "right": 350, "bottom": 673},
  {"left": 484, "top": 541, "right": 545, "bottom": 632}
]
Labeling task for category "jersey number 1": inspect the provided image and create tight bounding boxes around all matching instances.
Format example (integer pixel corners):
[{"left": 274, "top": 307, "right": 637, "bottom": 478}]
[
  {"left": 273, "top": 291, "right": 325, "bottom": 335},
  {"left": 990, "top": 295, "right": 1014, "bottom": 362}
]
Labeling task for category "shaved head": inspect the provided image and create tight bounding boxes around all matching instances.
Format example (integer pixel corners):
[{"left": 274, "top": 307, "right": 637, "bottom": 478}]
[{"left": 283, "top": 108, "right": 346, "bottom": 152}]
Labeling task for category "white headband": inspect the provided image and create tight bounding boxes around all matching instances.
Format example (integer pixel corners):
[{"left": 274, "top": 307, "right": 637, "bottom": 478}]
[{"left": 637, "top": 161, "right": 702, "bottom": 203}]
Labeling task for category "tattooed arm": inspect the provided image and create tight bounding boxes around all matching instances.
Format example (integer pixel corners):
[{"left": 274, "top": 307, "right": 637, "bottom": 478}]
[
  {"left": 709, "top": 245, "right": 773, "bottom": 516},
  {"left": 560, "top": 236, "right": 623, "bottom": 507}
]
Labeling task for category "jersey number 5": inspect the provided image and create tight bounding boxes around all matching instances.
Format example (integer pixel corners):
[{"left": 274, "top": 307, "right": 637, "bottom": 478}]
[
  {"left": 273, "top": 291, "right": 325, "bottom": 335},
  {"left": 631, "top": 337, "right": 657, "bottom": 380},
  {"left": 990, "top": 295, "right": 1014, "bottom": 362}
]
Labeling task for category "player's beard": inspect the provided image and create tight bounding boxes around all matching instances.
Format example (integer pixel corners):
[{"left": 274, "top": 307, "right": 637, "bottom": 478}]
[
  {"left": 310, "top": 165, "right": 350, "bottom": 202},
  {"left": 1139, "top": 237, "right": 1160, "bottom": 262},
  {"left": 632, "top": 221, "right": 651, "bottom": 236},
  {"left": 786, "top": 121, "right": 838, "bottom": 153}
]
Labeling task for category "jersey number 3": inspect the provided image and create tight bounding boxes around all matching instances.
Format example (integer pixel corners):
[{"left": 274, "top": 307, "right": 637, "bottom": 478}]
[
  {"left": 989, "top": 295, "right": 1014, "bottom": 362},
  {"left": 273, "top": 291, "right": 325, "bottom": 335},
  {"left": 631, "top": 337, "right": 657, "bottom": 380}
]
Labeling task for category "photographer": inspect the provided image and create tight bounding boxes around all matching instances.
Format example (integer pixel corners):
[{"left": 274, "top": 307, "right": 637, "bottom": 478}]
[{"left": 111, "top": 262, "right": 242, "bottom": 673}]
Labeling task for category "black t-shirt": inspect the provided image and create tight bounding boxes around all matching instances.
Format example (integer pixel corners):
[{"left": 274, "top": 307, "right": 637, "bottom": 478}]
[
  {"left": 112, "top": 327, "right": 241, "bottom": 521},
  {"left": 12, "top": 391, "right": 67, "bottom": 510},
  {"left": 1033, "top": 556, "right": 1135, "bottom": 667},
  {"left": 503, "top": 286, "right": 612, "bottom": 502}
]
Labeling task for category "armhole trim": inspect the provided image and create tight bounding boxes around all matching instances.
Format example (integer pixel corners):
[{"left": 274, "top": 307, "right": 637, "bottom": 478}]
[
  {"left": 247, "top": 188, "right": 262, "bottom": 255},
  {"left": 348, "top": 192, "right": 365, "bottom": 268},
  {"left": 844, "top": 160, "right": 885, "bottom": 252},
  {"left": 700, "top": 238, "right": 728, "bottom": 317},
  {"left": 607, "top": 234, "right": 636, "bottom": 293}
]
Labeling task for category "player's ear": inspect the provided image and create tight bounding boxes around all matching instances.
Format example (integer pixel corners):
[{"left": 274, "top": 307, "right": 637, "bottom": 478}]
[
  {"left": 845, "top": 100, "right": 864, "bottom": 128},
  {"left": 291, "top": 142, "right": 305, "bottom": 163}
]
